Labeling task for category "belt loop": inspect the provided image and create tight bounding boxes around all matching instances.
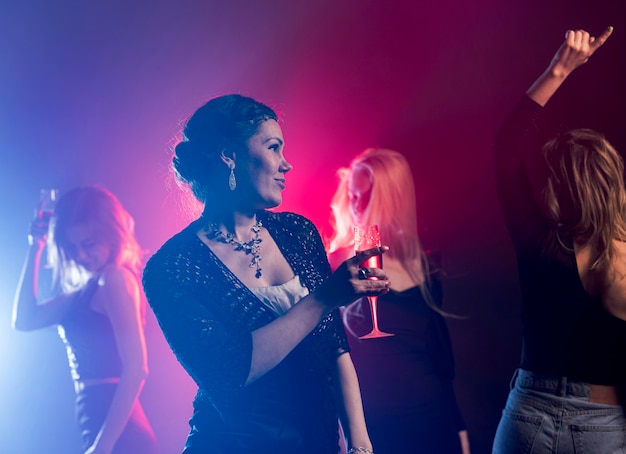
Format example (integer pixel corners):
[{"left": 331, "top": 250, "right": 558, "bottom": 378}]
[
  {"left": 510, "top": 368, "right": 520, "bottom": 390},
  {"left": 557, "top": 376, "right": 567, "bottom": 397}
]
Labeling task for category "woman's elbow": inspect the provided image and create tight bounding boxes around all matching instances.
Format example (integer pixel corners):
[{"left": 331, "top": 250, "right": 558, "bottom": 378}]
[{"left": 12, "top": 316, "right": 39, "bottom": 332}]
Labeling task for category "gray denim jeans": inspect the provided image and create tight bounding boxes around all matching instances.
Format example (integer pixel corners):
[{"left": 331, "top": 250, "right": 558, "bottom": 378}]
[{"left": 492, "top": 369, "right": 626, "bottom": 454}]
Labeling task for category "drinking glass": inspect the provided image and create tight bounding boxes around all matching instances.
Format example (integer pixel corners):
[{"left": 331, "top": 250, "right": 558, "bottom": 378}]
[
  {"left": 354, "top": 225, "right": 394, "bottom": 339},
  {"left": 29, "top": 189, "right": 58, "bottom": 251},
  {"left": 37, "top": 188, "right": 58, "bottom": 224}
]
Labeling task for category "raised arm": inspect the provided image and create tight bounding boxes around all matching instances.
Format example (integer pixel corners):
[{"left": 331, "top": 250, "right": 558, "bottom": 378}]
[
  {"left": 527, "top": 27, "right": 613, "bottom": 106},
  {"left": 12, "top": 222, "right": 73, "bottom": 331},
  {"left": 493, "top": 26, "right": 613, "bottom": 250}
]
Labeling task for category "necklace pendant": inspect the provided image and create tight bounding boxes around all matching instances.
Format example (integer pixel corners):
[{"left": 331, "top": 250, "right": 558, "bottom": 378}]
[{"left": 205, "top": 220, "right": 264, "bottom": 278}]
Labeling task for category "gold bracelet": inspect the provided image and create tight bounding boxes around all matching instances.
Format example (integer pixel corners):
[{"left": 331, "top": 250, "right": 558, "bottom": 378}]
[{"left": 348, "top": 448, "right": 374, "bottom": 454}]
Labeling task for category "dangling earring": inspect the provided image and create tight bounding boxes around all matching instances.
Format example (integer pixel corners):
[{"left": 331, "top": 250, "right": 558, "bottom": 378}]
[{"left": 228, "top": 162, "right": 236, "bottom": 191}]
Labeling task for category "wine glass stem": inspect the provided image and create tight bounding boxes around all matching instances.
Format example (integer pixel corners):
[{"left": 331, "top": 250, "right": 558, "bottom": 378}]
[{"left": 368, "top": 296, "right": 381, "bottom": 331}]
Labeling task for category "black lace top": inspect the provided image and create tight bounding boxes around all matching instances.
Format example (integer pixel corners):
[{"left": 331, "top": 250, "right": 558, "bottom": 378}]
[{"left": 143, "top": 210, "right": 349, "bottom": 453}]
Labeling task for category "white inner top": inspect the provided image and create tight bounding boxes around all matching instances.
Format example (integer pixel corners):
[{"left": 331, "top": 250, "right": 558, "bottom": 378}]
[{"left": 249, "top": 274, "right": 310, "bottom": 315}]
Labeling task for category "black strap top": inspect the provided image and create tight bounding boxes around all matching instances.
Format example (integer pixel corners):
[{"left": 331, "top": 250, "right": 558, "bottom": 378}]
[{"left": 58, "top": 278, "right": 122, "bottom": 381}]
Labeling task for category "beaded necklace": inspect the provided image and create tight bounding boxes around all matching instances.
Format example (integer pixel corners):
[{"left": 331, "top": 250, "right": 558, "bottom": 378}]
[{"left": 205, "top": 220, "right": 263, "bottom": 278}]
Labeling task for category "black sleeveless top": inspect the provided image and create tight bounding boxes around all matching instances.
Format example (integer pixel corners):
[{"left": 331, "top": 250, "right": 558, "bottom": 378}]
[{"left": 58, "top": 278, "right": 123, "bottom": 381}]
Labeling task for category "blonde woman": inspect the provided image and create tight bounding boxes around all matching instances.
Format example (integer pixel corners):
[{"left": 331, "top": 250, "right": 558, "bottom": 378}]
[
  {"left": 492, "top": 27, "right": 625, "bottom": 453},
  {"left": 13, "top": 185, "right": 157, "bottom": 454},
  {"left": 328, "top": 148, "right": 470, "bottom": 454}
]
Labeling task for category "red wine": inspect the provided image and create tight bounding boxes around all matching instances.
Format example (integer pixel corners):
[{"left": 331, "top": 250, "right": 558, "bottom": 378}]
[{"left": 357, "top": 254, "right": 382, "bottom": 271}]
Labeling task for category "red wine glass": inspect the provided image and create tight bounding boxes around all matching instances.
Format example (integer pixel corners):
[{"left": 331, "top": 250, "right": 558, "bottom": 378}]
[{"left": 354, "top": 225, "right": 394, "bottom": 339}]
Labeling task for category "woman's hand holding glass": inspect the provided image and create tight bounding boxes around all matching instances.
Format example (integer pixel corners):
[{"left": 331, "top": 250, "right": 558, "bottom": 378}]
[
  {"left": 28, "top": 188, "right": 57, "bottom": 247},
  {"left": 354, "top": 225, "right": 394, "bottom": 339},
  {"left": 314, "top": 246, "right": 390, "bottom": 312}
]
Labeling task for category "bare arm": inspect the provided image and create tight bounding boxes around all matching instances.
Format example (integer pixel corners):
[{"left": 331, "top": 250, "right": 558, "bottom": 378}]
[
  {"left": 246, "top": 246, "right": 389, "bottom": 384},
  {"left": 85, "top": 266, "right": 149, "bottom": 454},
  {"left": 333, "top": 352, "right": 372, "bottom": 453},
  {"left": 527, "top": 27, "right": 613, "bottom": 107},
  {"left": 12, "top": 237, "right": 74, "bottom": 331},
  {"left": 459, "top": 429, "right": 470, "bottom": 454}
]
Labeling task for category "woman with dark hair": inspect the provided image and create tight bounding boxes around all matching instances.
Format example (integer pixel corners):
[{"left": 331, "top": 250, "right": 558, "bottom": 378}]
[
  {"left": 328, "top": 148, "right": 469, "bottom": 454},
  {"left": 142, "top": 94, "right": 386, "bottom": 453},
  {"left": 13, "top": 185, "right": 157, "bottom": 454},
  {"left": 492, "top": 26, "right": 626, "bottom": 453}
]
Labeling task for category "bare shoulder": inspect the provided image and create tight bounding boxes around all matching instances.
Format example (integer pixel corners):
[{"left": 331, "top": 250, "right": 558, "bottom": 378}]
[
  {"left": 603, "top": 241, "right": 626, "bottom": 321},
  {"left": 93, "top": 264, "right": 141, "bottom": 314},
  {"left": 98, "top": 264, "right": 139, "bottom": 289}
]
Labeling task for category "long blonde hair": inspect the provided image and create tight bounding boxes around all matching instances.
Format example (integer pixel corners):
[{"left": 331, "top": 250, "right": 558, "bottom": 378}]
[
  {"left": 328, "top": 148, "right": 459, "bottom": 321},
  {"left": 48, "top": 185, "right": 144, "bottom": 292},
  {"left": 328, "top": 148, "right": 423, "bottom": 278},
  {"left": 543, "top": 129, "right": 626, "bottom": 271}
]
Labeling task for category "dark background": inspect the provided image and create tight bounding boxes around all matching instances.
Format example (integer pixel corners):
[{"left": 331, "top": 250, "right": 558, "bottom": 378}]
[{"left": 1, "top": 1, "right": 624, "bottom": 453}]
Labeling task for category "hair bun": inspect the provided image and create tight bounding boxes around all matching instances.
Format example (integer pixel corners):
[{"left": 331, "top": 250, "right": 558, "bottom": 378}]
[{"left": 173, "top": 140, "right": 201, "bottom": 183}]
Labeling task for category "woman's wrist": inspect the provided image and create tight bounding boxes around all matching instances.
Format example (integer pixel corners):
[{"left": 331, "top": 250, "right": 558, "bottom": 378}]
[{"left": 348, "top": 447, "right": 374, "bottom": 454}]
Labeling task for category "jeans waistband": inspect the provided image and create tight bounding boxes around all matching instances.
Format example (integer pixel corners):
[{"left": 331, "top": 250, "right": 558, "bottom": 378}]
[
  {"left": 513, "top": 369, "right": 623, "bottom": 405},
  {"left": 514, "top": 369, "right": 594, "bottom": 398}
]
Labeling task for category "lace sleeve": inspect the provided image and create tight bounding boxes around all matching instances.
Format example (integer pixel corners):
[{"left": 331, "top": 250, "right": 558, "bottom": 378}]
[{"left": 143, "top": 243, "right": 253, "bottom": 398}]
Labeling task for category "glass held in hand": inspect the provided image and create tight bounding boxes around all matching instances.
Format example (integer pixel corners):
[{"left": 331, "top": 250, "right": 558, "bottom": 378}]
[
  {"left": 29, "top": 188, "right": 58, "bottom": 243},
  {"left": 354, "top": 224, "right": 394, "bottom": 339},
  {"left": 37, "top": 188, "right": 58, "bottom": 221}
]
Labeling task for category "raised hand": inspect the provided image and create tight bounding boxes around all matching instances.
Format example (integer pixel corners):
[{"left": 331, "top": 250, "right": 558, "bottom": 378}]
[
  {"left": 28, "top": 217, "right": 50, "bottom": 247},
  {"left": 549, "top": 27, "right": 614, "bottom": 78},
  {"left": 527, "top": 26, "right": 613, "bottom": 106}
]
